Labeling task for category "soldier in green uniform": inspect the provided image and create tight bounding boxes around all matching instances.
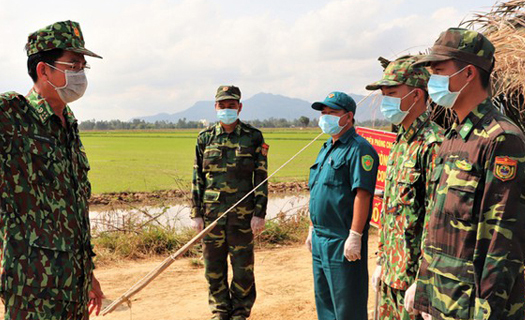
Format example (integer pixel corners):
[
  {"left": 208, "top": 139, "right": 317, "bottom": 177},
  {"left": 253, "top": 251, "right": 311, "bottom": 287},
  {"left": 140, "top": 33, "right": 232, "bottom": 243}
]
[
  {"left": 0, "top": 21, "right": 104, "bottom": 319},
  {"left": 191, "top": 85, "right": 268, "bottom": 320},
  {"left": 305, "top": 91, "right": 379, "bottom": 320},
  {"left": 365, "top": 56, "right": 444, "bottom": 320},
  {"left": 412, "top": 28, "right": 525, "bottom": 320}
]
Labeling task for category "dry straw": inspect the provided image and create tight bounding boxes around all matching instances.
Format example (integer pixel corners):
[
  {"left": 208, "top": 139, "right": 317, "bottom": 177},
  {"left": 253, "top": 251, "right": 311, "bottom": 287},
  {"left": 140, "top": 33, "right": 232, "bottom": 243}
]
[{"left": 462, "top": 0, "right": 525, "bottom": 132}]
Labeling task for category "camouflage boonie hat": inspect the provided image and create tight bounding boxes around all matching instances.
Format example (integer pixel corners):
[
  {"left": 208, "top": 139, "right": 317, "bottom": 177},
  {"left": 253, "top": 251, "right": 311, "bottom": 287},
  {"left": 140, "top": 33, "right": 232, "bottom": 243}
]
[
  {"left": 215, "top": 85, "right": 241, "bottom": 102},
  {"left": 414, "top": 27, "right": 494, "bottom": 72},
  {"left": 365, "top": 55, "right": 430, "bottom": 91},
  {"left": 26, "top": 20, "right": 102, "bottom": 59},
  {"left": 312, "top": 91, "right": 356, "bottom": 113}
]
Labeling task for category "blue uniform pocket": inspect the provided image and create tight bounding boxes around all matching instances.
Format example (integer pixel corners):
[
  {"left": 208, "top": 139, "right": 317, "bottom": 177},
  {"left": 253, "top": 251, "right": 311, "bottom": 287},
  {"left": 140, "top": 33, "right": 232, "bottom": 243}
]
[
  {"left": 323, "top": 160, "right": 346, "bottom": 187},
  {"left": 308, "top": 162, "right": 320, "bottom": 190}
]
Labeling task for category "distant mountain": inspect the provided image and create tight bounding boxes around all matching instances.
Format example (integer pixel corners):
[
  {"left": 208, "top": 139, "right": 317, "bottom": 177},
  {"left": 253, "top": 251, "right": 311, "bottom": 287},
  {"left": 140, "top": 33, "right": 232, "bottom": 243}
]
[{"left": 136, "top": 92, "right": 383, "bottom": 123}]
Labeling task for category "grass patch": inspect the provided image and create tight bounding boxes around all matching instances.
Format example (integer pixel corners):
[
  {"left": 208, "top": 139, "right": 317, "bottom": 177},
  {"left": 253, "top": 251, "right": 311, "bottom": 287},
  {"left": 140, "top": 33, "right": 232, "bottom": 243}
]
[
  {"left": 255, "top": 213, "right": 310, "bottom": 248},
  {"left": 81, "top": 128, "right": 325, "bottom": 194},
  {"left": 93, "top": 226, "right": 202, "bottom": 266},
  {"left": 92, "top": 209, "right": 310, "bottom": 266}
]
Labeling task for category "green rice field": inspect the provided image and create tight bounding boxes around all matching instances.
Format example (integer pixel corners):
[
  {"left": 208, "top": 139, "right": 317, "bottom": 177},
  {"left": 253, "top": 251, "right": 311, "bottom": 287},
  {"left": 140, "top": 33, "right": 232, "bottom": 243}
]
[{"left": 81, "top": 128, "right": 328, "bottom": 194}]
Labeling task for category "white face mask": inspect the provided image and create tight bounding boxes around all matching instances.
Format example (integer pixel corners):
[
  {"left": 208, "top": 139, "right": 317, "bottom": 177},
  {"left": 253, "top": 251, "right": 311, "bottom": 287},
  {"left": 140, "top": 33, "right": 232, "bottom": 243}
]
[
  {"left": 46, "top": 63, "right": 88, "bottom": 104},
  {"left": 427, "top": 66, "right": 469, "bottom": 109}
]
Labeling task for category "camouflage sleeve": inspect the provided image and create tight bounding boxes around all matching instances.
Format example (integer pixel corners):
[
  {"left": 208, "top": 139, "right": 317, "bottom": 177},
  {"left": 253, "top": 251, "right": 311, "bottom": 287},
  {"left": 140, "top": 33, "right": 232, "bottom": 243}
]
[
  {"left": 190, "top": 134, "right": 206, "bottom": 219},
  {"left": 473, "top": 133, "right": 525, "bottom": 319},
  {"left": 416, "top": 141, "right": 441, "bottom": 270},
  {"left": 377, "top": 205, "right": 385, "bottom": 265},
  {"left": 0, "top": 99, "right": 14, "bottom": 211},
  {"left": 253, "top": 132, "right": 268, "bottom": 218}
]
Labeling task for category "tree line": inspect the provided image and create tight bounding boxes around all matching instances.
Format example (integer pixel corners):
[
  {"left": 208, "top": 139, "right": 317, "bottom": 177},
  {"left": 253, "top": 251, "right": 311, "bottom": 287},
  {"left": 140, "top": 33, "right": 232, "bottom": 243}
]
[{"left": 78, "top": 117, "right": 390, "bottom": 131}]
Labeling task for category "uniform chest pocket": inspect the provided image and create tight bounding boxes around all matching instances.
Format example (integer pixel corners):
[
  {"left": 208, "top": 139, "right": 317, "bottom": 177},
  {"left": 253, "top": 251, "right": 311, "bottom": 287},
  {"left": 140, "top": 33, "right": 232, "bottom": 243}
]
[
  {"left": 21, "top": 136, "right": 59, "bottom": 187},
  {"left": 308, "top": 162, "right": 320, "bottom": 190},
  {"left": 235, "top": 146, "right": 255, "bottom": 173},
  {"left": 203, "top": 148, "right": 225, "bottom": 173},
  {"left": 395, "top": 167, "right": 421, "bottom": 206},
  {"left": 76, "top": 151, "right": 91, "bottom": 198},
  {"left": 443, "top": 168, "right": 481, "bottom": 222},
  {"left": 323, "top": 160, "right": 346, "bottom": 187}
]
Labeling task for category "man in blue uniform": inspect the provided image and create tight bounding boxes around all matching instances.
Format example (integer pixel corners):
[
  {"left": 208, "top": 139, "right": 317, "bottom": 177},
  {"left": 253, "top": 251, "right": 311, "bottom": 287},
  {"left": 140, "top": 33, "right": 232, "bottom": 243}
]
[{"left": 305, "top": 91, "right": 379, "bottom": 320}]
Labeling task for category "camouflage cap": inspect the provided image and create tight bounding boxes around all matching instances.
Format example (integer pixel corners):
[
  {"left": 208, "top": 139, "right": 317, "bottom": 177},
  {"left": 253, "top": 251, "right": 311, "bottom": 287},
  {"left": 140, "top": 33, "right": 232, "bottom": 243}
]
[
  {"left": 414, "top": 27, "right": 494, "bottom": 72},
  {"left": 312, "top": 91, "right": 356, "bottom": 113},
  {"left": 215, "top": 85, "right": 241, "bottom": 102},
  {"left": 26, "top": 20, "right": 102, "bottom": 59},
  {"left": 365, "top": 55, "right": 430, "bottom": 91}
]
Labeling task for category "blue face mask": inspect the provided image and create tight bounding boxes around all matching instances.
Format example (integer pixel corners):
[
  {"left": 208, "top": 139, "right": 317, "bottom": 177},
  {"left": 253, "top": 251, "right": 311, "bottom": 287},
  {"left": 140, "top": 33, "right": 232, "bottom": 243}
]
[
  {"left": 318, "top": 113, "right": 348, "bottom": 136},
  {"left": 380, "top": 90, "right": 416, "bottom": 125},
  {"left": 217, "top": 109, "right": 238, "bottom": 125},
  {"left": 428, "top": 66, "right": 469, "bottom": 109}
]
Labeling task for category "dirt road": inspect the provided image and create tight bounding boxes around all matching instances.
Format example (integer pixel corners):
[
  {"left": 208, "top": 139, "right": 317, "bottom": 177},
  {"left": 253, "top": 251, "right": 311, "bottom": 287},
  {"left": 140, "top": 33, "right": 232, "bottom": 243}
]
[
  {"left": 0, "top": 232, "right": 379, "bottom": 320},
  {"left": 92, "top": 231, "right": 379, "bottom": 320}
]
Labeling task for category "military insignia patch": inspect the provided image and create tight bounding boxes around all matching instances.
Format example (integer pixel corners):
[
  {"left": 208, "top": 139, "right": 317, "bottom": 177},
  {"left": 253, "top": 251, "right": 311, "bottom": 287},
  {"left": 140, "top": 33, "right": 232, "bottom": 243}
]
[
  {"left": 328, "top": 93, "right": 335, "bottom": 98},
  {"left": 455, "top": 159, "right": 472, "bottom": 171},
  {"left": 261, "top": 143, "right": 269, "bottom": 156},
  {"left": 494, "top": 156, "right": 517, "bottom": 181},
  {"left": 73, "top": 27, "right": 80, "bottom": 37},
  {"left": 223, "top": 86, "right": 229, "bottom": 91},
  {"left": 362, "top": 155, "right": 374, "bottom": 172}
]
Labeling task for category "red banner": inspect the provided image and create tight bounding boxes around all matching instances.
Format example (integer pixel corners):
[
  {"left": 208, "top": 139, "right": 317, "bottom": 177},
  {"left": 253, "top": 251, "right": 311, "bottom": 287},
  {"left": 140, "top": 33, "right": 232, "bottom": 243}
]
[{"left": 356, "top": 127, "right": 396, "bottom": 228}]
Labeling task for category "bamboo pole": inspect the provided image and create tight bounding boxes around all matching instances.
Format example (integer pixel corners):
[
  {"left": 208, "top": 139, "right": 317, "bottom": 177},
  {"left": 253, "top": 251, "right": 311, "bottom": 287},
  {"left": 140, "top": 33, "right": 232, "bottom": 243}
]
[
  {"left": 101, "top": 92, "right": 375, "bottom": 316},
  {"left": 101, "top": 131, "right": 325, "bottom": 316}
]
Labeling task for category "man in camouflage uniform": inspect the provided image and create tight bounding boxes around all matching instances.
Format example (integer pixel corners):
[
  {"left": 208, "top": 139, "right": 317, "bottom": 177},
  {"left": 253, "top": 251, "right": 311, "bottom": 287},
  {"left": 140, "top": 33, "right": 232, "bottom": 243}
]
[
  {"left": 191, "top": 85, "right": 268, "bottom": 320},
  {"left": 412, "top": 28, "right": 525, "bottom": 320},
  {"left": 365, "top": 56, "right": 444, "bottom": 320},
  {"left": 0, "top": 21, "right": 104, "bottom": 319}
]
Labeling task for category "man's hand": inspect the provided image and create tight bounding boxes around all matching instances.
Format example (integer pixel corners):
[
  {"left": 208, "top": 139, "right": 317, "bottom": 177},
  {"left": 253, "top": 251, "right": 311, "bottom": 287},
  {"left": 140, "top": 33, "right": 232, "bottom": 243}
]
[
  {"left": 251, "top": 216, "right": 265, "bottom": 234},
  {"left": 421, "top": 312, "right": 432, "bottom": 320},
  {"left": 344, "top": 230, "right": 362, "bottom": 261},
  {"left": 371, "top": 265, "right": 382, "bottom": 291},
  {"left": 404, "top": 282, "right": 418, "bottom": 314},
  {"left": 305, "top": 226, "right": 314, "bottom": 252},
  {"left": 191, "top": 217, "right": 204, "bottom": 232},
  {"left": 88, "top": 274, "right": 105, "bottom": 316}
]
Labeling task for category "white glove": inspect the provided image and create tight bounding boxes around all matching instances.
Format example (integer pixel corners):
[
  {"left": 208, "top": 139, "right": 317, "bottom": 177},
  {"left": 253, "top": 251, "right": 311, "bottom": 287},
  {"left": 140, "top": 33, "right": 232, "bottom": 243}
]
[
  {"left": 421, "top": 312, "right": 432, "bottom": 320},
  {"left": 191, "top": 217, "right": 204, "bottom": 232},
  {"left": 251, "top": 216, "right": 265, "bottom": 234},
  {"left": 305, "top": 226, "right": 314, "bottom": 252},
  {"left": 404, "top": 282, "right": 417, "bottom": 314},
  {"left": 371, "top": 265, "right": 382, "bottom": 291},
  {"left": 344, "top": 230, "right": 362, "bottom": 261}
]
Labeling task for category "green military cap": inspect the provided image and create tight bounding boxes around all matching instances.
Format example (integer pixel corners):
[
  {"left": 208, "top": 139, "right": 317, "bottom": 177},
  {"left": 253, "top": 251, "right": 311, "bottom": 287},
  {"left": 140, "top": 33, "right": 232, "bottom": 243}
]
[
  {"left": 414, "top": 27, "right": 494, "bottom": 72},
  {"left": 312, "top": 91, "right": 356, "bottom": 113},
  {"left": 26, "top": 20, "right": 102, "bottom": 59},
  {"left": 365, "top": 55, "right": 430, "bottom": 91},
  {"left": 215, "top": 85, "right": 241, "bottom": 102}
]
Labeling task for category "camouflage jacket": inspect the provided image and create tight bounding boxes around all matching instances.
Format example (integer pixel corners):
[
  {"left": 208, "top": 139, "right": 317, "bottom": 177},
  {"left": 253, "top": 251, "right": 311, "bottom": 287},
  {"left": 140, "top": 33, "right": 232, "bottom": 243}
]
[
  {"left": 378, "top": 111, "right": 444, "bottom": 290},
  {"left": 191, "top": 121, "right": 268, "bottom": 225},
  {"left": 0, "top": 90, "right": 94, "bottom": 302},
  {"left": 414, "top": 99, "right": 525, "bottom": 320}
]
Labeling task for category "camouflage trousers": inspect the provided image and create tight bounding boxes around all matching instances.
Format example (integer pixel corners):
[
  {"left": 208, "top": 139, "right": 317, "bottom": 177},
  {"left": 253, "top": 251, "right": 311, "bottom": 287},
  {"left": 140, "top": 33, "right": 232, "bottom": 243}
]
[
  {"left": 379, "top": 283, "right": 422, "bottom": 320},
  {"left": 203, "top": 221, "right": 256, "bottom": 320},
  {"left": 2, "top": 293, "right": 88, "bottom": 320}
]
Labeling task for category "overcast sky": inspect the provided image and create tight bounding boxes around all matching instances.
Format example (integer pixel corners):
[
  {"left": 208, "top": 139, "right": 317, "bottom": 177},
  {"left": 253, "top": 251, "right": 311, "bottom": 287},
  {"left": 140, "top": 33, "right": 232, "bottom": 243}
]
[{"left": 0, "top": 0, "right": 498, "bottom": 121}]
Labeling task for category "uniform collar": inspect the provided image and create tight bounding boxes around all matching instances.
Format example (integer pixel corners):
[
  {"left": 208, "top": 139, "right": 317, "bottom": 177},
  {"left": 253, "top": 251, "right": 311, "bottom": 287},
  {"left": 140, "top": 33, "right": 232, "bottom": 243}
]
[
  {"left": 325, "top": 126, "right": 356, "bottom": 147},
  {"left": 398, "top": 111, "right": 430, "bottom": 144},
  {"left": 26, "top": 89, "right": 77, "bottom": 126},
  {"left": 215, "top": 120, "right": 245, "bottom": 136},
  {"left": 449, "top": 98, "right": 492, "bottom": 141}
]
